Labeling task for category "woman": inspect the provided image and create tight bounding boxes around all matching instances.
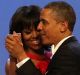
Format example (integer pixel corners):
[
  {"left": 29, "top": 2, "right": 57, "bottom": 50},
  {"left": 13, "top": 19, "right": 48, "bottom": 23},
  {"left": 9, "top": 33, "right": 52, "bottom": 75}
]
[{"left": 5, "top": 5, "right": 51, "bottom": 75}]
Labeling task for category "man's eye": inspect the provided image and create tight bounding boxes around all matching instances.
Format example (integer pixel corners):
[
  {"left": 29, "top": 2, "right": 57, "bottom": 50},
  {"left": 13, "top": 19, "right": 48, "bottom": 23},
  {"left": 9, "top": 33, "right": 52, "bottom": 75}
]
[
  {"left": 42, "top": 20, "right": 46, "bottom": 25},
  {"left": 40, "top": 20, "right": 47, "bottom": 25},
  {"left": 40, "top": 19, "right": 48, "bottom": 25}
]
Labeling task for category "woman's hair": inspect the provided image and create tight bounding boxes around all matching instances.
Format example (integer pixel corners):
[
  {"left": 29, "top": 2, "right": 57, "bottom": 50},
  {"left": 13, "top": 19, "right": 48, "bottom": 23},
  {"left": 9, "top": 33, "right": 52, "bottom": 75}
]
[
  {"left": 9, "top": 5, "right": 41, "bottom": 34},
  {"left": 9, "top": 5, "right": 41, "bottom": 49}
]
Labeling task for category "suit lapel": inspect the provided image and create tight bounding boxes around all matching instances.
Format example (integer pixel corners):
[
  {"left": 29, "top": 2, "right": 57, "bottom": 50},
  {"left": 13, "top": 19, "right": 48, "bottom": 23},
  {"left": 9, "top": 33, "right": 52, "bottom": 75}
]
[{"left": 47, "top": 36, "right": 78, "bottom": 71}]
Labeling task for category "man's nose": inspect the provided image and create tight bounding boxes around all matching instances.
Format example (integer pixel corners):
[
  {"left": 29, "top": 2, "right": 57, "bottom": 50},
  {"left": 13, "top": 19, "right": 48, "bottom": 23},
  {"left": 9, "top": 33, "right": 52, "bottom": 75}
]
[{"left": 37, "top": 22, "right": 42, "bottom": 31}]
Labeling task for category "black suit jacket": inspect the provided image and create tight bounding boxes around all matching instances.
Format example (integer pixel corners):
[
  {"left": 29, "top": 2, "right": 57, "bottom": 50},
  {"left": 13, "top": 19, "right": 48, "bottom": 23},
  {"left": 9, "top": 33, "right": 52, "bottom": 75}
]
[{"left": 16, "top": 36, "right": 80, "bottom": 75}]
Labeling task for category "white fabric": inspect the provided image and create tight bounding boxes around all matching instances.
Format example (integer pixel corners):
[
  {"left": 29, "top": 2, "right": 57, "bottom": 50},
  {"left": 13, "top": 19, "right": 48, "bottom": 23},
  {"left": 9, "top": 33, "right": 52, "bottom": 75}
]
[{"left": 16, "top": 57, "right": 30, "bottom": 68}]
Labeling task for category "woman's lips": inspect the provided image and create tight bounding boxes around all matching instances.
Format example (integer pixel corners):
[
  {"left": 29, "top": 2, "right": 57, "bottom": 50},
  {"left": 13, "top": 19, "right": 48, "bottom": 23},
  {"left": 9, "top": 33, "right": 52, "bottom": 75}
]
[{"left": 32, "top": 40, "right": 40, "bottom": 44}]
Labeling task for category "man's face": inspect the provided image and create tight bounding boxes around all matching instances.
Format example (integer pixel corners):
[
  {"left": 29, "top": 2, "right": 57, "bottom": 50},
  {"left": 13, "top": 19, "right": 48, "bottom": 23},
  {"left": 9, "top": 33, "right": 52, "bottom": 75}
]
[{"left": 37, "top": 9, "right": 61, "bottom": 45}]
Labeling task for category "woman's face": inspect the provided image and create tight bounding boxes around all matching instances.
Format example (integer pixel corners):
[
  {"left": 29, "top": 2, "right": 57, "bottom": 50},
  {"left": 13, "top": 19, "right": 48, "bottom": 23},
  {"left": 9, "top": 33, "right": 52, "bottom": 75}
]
[{"left": 22, "top": 28, "right": 42, "bottom": 51}]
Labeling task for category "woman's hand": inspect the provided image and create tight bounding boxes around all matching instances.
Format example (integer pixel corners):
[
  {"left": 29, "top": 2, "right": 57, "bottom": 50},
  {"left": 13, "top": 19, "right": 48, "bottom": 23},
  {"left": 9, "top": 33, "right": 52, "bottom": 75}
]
[{"left": 5, "top": 31, "right": 27, "bottom": 62}]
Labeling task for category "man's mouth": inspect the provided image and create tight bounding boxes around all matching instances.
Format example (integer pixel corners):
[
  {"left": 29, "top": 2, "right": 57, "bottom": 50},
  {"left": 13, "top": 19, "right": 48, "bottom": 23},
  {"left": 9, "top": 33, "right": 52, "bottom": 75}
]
[{"left": 41, "top": 34, "right": 46, "bottom": 37}]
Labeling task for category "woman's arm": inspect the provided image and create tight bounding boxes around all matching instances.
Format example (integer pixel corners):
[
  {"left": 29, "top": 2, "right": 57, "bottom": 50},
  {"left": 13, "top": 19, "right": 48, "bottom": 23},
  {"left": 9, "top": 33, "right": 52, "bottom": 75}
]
[{"left": 5, "top": 56, "right": 17, "bottom": 75}]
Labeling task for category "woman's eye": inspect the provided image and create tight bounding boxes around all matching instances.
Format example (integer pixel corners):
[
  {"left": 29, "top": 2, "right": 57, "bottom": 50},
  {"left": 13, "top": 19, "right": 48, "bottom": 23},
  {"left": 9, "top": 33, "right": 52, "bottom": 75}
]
[{"left": 23, "top": 31, "right": 31, "bottom": 34}]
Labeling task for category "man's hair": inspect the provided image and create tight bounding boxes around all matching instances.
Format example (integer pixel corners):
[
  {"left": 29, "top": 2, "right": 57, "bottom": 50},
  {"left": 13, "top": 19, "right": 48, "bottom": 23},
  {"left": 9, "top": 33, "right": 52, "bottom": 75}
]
[{"left": 44, "top": 1, "right": 76, "bottom": 32}]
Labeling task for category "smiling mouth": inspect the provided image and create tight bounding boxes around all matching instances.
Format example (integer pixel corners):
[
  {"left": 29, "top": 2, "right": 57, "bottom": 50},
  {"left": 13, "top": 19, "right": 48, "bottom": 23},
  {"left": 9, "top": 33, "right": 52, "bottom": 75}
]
[{"left": 32, "top": 40, "right": 40, "bottom": 44}]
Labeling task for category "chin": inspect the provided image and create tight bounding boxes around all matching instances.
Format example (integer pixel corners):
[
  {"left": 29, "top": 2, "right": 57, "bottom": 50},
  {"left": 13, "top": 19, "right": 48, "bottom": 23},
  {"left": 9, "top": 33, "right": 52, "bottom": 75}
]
[
  {"left": 32, "top": 46, "right": 42, "bottom": 50},
  {"left": 42, "top": 39, "right": 50, "bottom": 45}
]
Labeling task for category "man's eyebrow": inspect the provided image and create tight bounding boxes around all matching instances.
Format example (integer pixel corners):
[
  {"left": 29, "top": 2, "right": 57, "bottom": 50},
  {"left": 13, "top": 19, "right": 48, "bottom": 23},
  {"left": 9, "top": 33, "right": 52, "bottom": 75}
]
[
  {"left": 40, "top": 19, "right": 46, "bottom": 21},
  {"left": 40, "top": 18, "right": 49, "bottom": 25}
]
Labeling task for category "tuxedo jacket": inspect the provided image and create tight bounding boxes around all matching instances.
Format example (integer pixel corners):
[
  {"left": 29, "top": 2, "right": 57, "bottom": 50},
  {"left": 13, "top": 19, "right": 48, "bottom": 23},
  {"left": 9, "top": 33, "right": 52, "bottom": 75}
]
[{"left": 16, "top": 36, "right": 80, "bottom": 75}]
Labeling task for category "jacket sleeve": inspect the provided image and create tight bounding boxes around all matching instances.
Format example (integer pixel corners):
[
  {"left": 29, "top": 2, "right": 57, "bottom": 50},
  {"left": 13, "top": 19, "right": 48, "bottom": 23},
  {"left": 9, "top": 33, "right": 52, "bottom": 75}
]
[{"left": 16, "top": 59, "right": 42, "bottom": 75}]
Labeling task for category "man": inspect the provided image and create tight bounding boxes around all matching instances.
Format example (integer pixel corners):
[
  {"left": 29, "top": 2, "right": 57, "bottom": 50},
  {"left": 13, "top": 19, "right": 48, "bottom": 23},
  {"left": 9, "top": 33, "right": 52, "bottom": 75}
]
[
  {"left": 7, "top": 1, "right": 80, "bottom": 75},
  {"left": 37, "top": 1, "right": 80, "bottom": 75}
]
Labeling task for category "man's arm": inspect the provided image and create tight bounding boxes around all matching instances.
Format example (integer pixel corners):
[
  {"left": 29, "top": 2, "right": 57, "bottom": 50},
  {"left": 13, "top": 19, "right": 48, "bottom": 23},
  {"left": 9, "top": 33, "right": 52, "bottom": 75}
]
[{"left": 16, "top": 59, "right": 42, "bottom": 75}]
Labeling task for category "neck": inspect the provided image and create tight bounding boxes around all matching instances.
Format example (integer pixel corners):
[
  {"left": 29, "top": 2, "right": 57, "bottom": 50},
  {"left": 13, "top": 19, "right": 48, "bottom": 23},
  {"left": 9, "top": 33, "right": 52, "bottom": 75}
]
[
  {"left": 25, "top": 48, "right": 44, "bottom": 56},
  {"left": 54, "top": 32, "right": 72, "bottom": 47},
  {"left": 25, "top": 48, "right": 45, "bottom": 60}
]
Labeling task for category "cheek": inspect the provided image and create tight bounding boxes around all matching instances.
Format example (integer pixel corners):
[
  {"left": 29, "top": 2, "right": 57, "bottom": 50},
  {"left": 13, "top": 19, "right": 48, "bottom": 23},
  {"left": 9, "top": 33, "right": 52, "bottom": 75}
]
[
  {"left": 22, "top": 35, "right": 31, "bottom": 46},
  {"left": 23, "top": 38, "right": 29, "bottom": 46},
  {"left": 45, "top": 28, "right": 53, "bottom": 42},
  {"left": 22, "top": 34, "right": 30, "bottom": 41},
  {"left": 46, "top": 26, "right": 53, "bottom": 36},
  {"left": 46, "top": 26, "right": 57, "bottom": 40}
]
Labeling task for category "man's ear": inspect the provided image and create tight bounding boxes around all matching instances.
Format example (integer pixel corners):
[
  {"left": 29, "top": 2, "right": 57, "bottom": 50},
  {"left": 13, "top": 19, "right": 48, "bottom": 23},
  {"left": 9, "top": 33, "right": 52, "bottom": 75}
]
[{"left": 59, "top": 21, "right": 68, "bottom": 33}]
